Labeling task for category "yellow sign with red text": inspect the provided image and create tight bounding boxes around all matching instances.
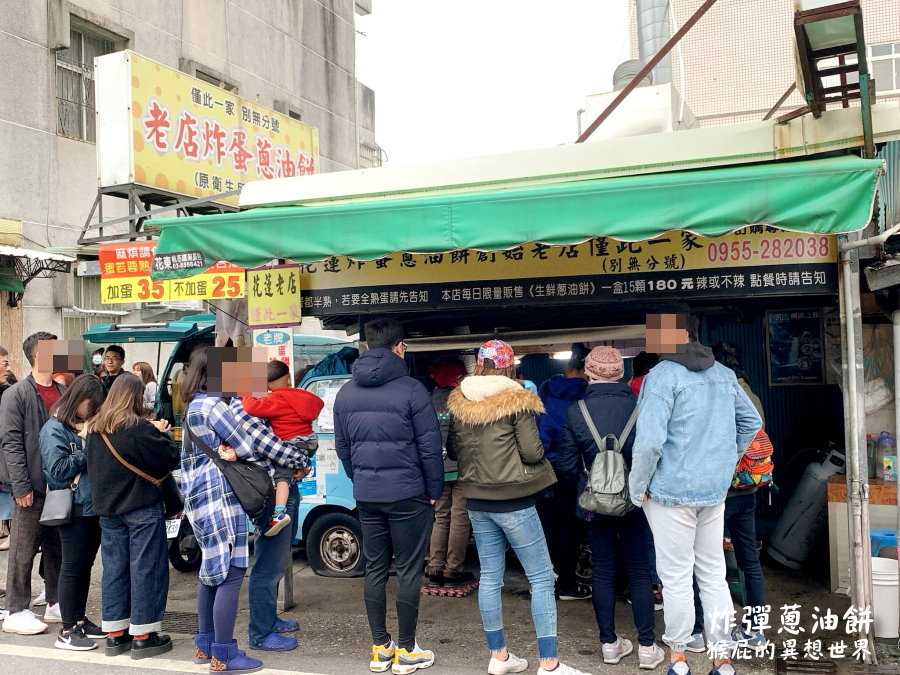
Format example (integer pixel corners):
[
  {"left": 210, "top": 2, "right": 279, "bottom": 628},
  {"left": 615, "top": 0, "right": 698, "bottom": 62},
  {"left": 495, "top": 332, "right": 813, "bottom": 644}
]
[
  {"left": 96, "top": 51, "right": 319, "bottom": 206},
  {"left": 99, "top": 243, "right": 245, "bottom": 304}
]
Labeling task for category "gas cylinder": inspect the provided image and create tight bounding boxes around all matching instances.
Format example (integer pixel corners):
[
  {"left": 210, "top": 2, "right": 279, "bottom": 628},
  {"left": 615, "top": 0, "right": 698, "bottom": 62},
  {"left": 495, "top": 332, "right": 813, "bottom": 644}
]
[{"left": 767, "top": 450, "right": 846, "bottom": 569}]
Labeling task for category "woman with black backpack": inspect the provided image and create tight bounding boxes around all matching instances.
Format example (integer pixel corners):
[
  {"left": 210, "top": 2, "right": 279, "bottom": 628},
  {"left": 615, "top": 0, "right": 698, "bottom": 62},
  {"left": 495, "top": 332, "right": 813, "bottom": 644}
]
[{"left": 556, "top": 346, "right": 664, "bottom": 670}]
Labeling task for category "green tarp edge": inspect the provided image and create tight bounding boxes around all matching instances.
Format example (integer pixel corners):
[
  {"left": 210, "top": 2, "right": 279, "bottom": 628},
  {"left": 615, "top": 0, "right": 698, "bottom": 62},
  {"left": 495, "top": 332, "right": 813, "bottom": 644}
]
[
  {"left": 150, "top": 156, "right": 882, "bottom": 280},
  {"left": 0, "top": 267, "right": 25, "bottom": 293}
]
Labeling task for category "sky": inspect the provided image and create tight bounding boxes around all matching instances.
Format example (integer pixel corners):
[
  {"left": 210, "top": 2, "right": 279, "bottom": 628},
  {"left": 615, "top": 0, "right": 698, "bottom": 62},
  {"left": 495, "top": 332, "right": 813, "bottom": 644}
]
[{"left": 355, "top": 0, "right": 631, "bottom": 167}]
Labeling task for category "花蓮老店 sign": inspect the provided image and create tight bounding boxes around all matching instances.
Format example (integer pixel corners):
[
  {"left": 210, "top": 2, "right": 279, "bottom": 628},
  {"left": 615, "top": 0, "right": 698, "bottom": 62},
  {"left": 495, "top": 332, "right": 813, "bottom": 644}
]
[
  {"left": 247, "top": 265, "right": 302, "bottom": 327},
  {"left": 99, "top": 242, "right": 245, "bottom": 304},
  {"left": 95, "top": 51, "right": 319, "bottom": 206},
  {"left": 295, "top": 228, "right": 839, "bottom": 315}
]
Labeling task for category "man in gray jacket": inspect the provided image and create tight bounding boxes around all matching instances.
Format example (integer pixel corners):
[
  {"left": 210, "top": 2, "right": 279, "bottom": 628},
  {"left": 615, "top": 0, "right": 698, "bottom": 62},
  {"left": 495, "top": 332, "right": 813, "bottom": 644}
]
[{"left": 0, "top": 332, "right": 66, "bottom": 635}]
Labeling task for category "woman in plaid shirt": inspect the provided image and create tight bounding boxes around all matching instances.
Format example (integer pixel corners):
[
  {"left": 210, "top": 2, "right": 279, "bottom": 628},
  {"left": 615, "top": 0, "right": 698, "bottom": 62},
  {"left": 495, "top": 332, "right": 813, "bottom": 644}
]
[{"left": 180, "top": 346, "right": 301, "bottom": 675}]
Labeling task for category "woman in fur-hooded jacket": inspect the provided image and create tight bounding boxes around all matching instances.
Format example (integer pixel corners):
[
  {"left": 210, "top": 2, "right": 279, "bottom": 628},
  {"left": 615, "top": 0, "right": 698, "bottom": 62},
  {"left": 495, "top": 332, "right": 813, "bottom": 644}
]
[
  {"left": 446, "top": 340, "right": 587, "bottom": 675},
  {"left": 446, "top": 373, "right": 556, "bottom": 500}
]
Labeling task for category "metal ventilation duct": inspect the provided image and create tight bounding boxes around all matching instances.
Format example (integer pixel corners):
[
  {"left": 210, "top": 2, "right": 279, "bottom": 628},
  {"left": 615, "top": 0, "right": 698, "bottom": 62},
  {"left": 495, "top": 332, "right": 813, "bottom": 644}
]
[
  {"left": 636, "top": 0, "right": 672, "bottom": 85},
  {"left": 612, "top": 60, "right": 654, "bottom": 91}
]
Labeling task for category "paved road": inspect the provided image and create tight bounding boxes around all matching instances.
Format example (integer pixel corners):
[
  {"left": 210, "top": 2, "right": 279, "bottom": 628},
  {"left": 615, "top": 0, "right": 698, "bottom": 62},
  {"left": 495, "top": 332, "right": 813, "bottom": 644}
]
[{"left": 0, "top": 545, "right": 846, "bottom": 674}]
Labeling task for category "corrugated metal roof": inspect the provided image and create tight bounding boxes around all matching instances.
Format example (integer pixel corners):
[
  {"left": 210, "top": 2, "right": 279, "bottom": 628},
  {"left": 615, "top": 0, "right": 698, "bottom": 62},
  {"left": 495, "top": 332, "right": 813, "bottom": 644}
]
[{"left": 0, "top": 245, "right": 74, "bottom": 263}]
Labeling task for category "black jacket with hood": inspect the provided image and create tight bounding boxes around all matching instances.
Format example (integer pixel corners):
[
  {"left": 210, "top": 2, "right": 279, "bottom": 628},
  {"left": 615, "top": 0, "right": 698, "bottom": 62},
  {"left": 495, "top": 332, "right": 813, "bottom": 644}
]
[{"left": 333, "top": 348, "right": 444, "bottom": 503}]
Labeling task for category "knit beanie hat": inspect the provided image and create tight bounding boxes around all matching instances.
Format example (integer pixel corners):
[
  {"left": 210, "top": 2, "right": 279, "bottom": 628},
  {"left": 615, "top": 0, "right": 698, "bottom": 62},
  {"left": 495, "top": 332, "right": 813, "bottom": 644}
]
[
  {"left": 477, "top": 339, "right": 515, "bottom": 369},
  {"left": 584, "top": 346, "right": 625, "bottom": 382}
]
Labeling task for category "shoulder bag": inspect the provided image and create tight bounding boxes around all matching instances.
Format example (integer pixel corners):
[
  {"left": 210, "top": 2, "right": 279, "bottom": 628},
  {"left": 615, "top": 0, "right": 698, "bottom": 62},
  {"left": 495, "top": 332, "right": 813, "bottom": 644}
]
[
  {"left": 576, "top": 400, "right": 637, "bottom": 517},
  {"left": 101, "top": 433, "right": 183, "bottom": 518},
  {"left": 185, "top": 424, "right": 273, "bottom": 521},
  {"left": 39, "top": 473, "right": 82, "bottom": 526}
]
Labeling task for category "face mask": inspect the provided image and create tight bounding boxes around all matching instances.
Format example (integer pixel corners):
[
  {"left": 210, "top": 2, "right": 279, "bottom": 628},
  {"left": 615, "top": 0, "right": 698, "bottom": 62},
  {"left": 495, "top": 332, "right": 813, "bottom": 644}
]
[{"left": 92, "top": 354, "right": 102, "bottom": 366}]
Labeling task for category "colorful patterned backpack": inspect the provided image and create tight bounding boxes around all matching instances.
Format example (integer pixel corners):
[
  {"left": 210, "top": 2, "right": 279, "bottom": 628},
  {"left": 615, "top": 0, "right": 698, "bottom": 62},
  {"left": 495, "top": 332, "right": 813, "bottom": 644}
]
[{"left": 732, "top": 430, "right": 775, "bottom": 490}]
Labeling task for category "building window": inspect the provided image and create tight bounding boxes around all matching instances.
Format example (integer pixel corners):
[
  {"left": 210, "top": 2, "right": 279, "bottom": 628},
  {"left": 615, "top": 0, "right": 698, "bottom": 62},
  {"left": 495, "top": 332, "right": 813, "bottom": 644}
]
[
  {"left": 196, "top": 70, "right": 239, "bottom": 94},
  {"left": 288, "top": 110, "right": 303, "bottom": 122},
  {"left": 359, "top": 143, "right": 382, "bottom": 169},
  {"left": 870, "top": 43, "right": 900, "bottom": 95},
  {"left": 56, "top": 22, "right": 116, "bottom": 142}
]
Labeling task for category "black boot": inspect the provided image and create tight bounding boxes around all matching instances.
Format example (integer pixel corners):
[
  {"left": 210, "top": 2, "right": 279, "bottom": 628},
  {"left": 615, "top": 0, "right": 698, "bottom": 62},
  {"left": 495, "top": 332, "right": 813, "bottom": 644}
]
[
  {"left": 131, "top": 632, "right": 173, "bottom": 660},
  {"left": 105, "top": 633, "right": 134, "bottom": 656},
  {"left": 443, "top": 571, "right": 476, "bottom": 587}
]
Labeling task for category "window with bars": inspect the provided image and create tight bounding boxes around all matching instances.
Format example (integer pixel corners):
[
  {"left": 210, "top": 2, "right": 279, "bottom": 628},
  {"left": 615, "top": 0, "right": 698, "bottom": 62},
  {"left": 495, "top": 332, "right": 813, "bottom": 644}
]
[
  {"left": 359, "top": 143, "right": 382, "bottom": 168},
  {"left": 870, "top": 43, "right": 900, "bottom": 95},
  {"left": 56, "top": 23, "right": 116, "bottom": 142}
]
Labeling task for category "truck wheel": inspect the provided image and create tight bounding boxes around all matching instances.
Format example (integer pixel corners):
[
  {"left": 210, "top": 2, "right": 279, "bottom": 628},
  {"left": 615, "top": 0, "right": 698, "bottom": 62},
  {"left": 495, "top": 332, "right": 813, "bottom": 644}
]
[
  {"left": 306, "top": 512, "right": 365, "bottom": 577},
  {"left": 169, "top": 520, "right": 201, "bottom": 573}
]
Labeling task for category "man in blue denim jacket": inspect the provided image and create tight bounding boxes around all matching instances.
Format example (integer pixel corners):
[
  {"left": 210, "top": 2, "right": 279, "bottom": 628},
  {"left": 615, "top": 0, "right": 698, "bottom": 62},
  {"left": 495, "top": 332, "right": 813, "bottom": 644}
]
[{"left": 629, "top": 314, "right": 761, "bottom": 675}]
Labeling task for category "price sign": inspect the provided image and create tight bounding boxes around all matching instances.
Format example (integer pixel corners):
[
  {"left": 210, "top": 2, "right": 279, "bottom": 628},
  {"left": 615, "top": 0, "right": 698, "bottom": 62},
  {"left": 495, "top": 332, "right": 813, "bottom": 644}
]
[{"left": 100, "top": 243, "right": 245, "bottom": 304}]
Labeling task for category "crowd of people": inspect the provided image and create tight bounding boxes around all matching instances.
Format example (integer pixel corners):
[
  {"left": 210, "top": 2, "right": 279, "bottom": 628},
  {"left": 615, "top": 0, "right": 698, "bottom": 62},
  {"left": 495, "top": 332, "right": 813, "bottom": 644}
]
[
  {"left": 334, "top": 316, "right": 765, "bottom": 675},
  {"left": 0, "top": 313, "right": 769, "bottom": 675}
]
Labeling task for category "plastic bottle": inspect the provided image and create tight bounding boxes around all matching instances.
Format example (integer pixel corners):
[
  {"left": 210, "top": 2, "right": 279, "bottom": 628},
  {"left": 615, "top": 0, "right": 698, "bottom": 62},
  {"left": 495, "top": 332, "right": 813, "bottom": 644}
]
[
  {"left": 768, "top": 450, "right": 846, "bottom": 569},
  {"left": 877, "top": 432, "right": 897, "bottom": 482}
]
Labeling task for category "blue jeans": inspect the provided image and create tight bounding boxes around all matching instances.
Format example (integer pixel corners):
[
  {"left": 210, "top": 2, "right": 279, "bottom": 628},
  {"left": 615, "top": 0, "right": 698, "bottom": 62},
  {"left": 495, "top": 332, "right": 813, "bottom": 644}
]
[
  {"left": 692, "top": 492, "right": 766, "bottom": 635},
  {"left": 469, "top": 506, "right": 558, "bottom": 660},
  {"left": 249, "top": 484, "right": 299, "bottom": 644},
  {"left": 99, "top": 502, "right": 169, "bottom": 634},
  {"left": 587, "top": 509, "right": 656, "bottom": 646},
  {"left": 0, "top": 489, "right": 12, "bottom": 520}
]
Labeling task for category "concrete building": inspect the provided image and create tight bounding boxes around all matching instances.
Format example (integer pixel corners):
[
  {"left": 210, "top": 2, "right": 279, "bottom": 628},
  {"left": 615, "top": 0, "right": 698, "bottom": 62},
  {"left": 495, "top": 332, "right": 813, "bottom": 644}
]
[
  {"left": 0, "top": 0, "right": 376, "bottom": 373},
  {"left": 629, "top": 0, "right": 900, "bottom": 126}
]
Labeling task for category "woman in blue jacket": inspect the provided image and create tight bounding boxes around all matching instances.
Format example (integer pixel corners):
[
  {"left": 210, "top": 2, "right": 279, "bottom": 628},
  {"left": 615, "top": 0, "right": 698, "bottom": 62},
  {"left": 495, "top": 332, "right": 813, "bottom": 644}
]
[{"left": 40, "top": 374, "right": 106, "bottom": 651}]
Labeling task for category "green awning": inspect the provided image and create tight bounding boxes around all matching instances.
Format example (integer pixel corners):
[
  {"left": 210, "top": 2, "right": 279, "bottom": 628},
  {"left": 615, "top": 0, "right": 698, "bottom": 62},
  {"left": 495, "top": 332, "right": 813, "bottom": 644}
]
[
  {"left": 150, "top": 156, "right": 882, "bottom": 280},
  {"left": 0, "top": 267, "right": 25, "bottom": 293}
]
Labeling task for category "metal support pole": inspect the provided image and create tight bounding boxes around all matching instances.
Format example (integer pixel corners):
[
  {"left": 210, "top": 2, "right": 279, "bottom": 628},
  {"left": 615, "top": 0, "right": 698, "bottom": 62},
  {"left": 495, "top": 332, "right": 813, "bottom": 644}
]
[
  {"left": 859, "top": 72, "right": 876, "bottom": 159},
  {"left": 840, "top": 238, "right": 876, "bottom": 662},
  {"left": 278, "top": 566, "right": 295, "bottom": 612},
  {"left": 576, "top": 0, "right": 719, "bottom": 142},
  {"left": 762, "top": 83, "right": 797, "bottom": 121}
]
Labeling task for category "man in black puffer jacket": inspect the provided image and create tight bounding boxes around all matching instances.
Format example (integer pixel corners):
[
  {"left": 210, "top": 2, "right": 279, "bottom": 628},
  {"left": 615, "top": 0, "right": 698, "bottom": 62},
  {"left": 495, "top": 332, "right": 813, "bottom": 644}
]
[{"left": 334, "top": 317, "right": 443, "bottom": 673}]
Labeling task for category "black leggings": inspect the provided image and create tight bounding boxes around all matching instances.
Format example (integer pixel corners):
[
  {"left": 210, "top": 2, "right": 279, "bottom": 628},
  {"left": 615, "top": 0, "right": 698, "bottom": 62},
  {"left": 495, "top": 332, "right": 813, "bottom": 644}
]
[{"left": 57, "top": 514, "right": 102, "bottom": 630}]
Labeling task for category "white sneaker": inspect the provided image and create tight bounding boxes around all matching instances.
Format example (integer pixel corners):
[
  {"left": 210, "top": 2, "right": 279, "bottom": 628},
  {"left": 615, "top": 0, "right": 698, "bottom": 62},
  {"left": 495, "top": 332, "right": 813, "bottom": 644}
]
[
  {"left": 392, "top": 643, "right": 435, "bottom": 674},
  {"left": 602, "top": 636, "right": 634, "bottom": 664},
  {"left": 639, "top": 643, "right": 666, "bottom": 670},
  {"left": 538, "top": 663, "right": 593, "bottom": 675},
  {"left": 0, "top": 607, "right": 8, "bottom": 621},
  {"left": 32, "top": 590, "right": 46, "bottom": 606},
  {"left": 2, "top": 609, "right": 48, "bottom": 635},
  {"left": 43, "top": 603, "right": 62, "bottom": 623},
  {"left": 488, "top": 651, "right": 528, "bottom": 674}
]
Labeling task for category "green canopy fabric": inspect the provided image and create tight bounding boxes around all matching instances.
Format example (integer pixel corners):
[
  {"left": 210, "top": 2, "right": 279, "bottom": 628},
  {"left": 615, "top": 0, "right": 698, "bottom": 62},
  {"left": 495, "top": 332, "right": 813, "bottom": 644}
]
[
  {"left": 0, "top": 267, "right": 25, "bottom": 293},
  {"left": 150, "top": 155, "right": 882, "bottom": 280}
]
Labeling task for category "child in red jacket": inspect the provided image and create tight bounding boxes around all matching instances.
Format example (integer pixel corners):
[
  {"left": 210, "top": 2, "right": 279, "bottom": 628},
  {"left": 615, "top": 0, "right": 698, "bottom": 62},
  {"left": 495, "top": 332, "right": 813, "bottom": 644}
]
[{"left": 242, "top": 360, "right": 325, "bottom": 536}]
